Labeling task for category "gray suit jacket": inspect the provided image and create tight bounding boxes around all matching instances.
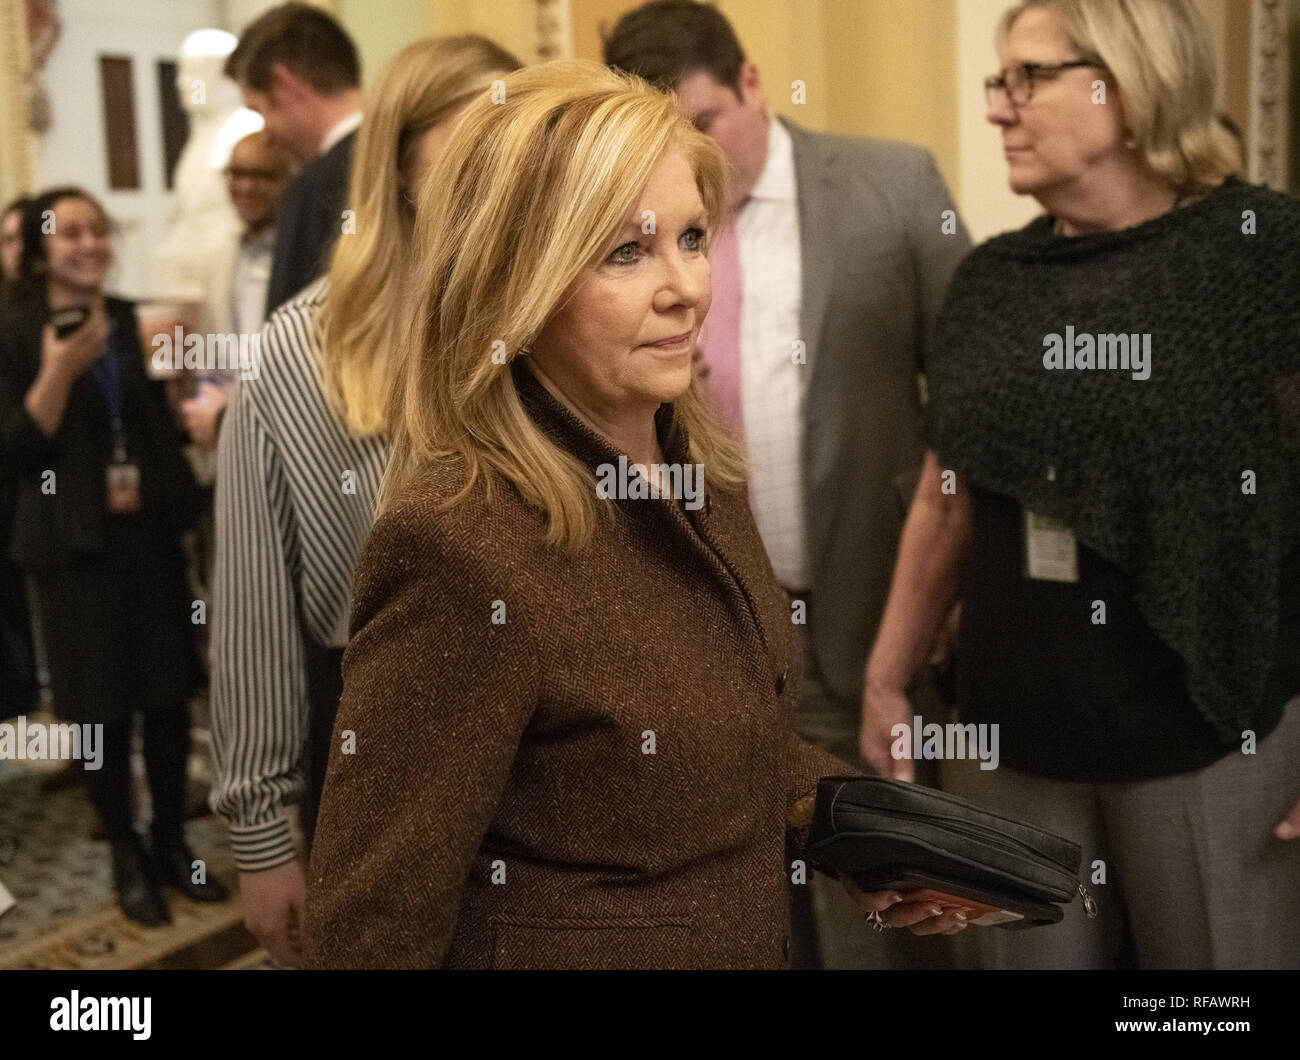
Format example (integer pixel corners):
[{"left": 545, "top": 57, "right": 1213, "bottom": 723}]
[{"left": 778, "top": 116, "right": 971, "bottom": 724}]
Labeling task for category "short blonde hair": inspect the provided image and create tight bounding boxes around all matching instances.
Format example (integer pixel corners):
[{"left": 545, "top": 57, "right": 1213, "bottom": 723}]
[
  {"left": 382, "top": 59, "right": 744, "bottom": 549},
  {"left": 999, "top": 0, "right": 1241, "bottom": 192},
  {"left": 321, "top": 35, "right": 521, "bottom": 436}
]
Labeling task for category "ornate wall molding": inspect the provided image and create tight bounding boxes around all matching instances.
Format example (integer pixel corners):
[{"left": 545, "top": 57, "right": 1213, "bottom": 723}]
[
  {"left": 0, "top": 0, "right": 34, "bottom": 199},
  {"left": 1248, "top": 0, "right": 1290, "bottom": 188}
]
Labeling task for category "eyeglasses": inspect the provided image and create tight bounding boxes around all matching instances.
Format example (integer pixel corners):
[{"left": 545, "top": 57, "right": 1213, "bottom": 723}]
[
  {"left": 984, "top": 60, "right": 1102, "bottom": 108},
  {"left": 223, "top": 167, "right": 286, "bottom": 184}
]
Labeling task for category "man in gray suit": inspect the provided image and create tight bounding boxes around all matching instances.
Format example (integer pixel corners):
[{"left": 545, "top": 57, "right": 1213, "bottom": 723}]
[{"left": 605, "top": 0, "right": 972, "bottom": 968}]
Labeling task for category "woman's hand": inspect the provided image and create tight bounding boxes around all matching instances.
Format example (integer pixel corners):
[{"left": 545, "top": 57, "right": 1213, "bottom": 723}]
[
  {"left": 181, "top": 381, "right": 228, "bottom": 447},
  {"left": 860, "top": 679, "right": 914, "bottom": 781},
  {"left": 858, "top": 452, "right": 971, "bottom": 782},
  {"left": 240, "top": 860, "right": 307, "bottom": 967},
  {"left": 25, "top": 303, "right": 111, "bottom": 438},
  {"left": 840, "top": 877, "right": 970, "bottom": 935},
  {"left": 40, "top": 302, "right": 110, "bottom": 381}
]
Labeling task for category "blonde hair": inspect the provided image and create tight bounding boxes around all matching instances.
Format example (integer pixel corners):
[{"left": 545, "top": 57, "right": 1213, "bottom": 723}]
[
  {"left": 999, "top": 0, "right": 1241, "bottom": 192},
  {"left": 382, "top": 59, "right": 746, "bottom": 549},
  {"left": 321, "top": 35, "right": 521, "bottom": 436}
]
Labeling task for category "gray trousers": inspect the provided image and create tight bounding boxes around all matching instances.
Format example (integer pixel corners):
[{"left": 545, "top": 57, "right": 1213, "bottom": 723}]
[
  {"left": 791, "top": 614, "right": 955, "bottom": 969},
  {"left": 941, "top": 696, "right": 1300, "bottom": 970}
]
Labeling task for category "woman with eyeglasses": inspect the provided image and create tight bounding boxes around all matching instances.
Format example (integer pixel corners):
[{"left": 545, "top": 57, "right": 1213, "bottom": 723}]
[{"left": 861, "top": 0, "right": 1299, "bottom": 969}]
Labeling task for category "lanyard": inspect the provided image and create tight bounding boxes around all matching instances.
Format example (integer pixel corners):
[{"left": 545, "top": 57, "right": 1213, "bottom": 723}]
[{"left": 88, "top": 327, "right": 127, "bottom": 458}]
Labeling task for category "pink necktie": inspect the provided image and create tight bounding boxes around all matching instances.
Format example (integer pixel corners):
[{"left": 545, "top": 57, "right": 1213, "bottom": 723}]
[{"left": 701, "top": 208, "right": 744, "bottom": 438}]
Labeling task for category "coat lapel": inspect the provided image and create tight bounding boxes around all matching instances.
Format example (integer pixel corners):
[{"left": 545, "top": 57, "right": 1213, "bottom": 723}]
[
  {"left": 781, "top": 116, "right": 837, "bottom": 379},
  {"left": 511, "top": 359, "right": 783, "bottom": 673},
  {"left": 780, "top": 117, "right": 843, "bottom": 532}
]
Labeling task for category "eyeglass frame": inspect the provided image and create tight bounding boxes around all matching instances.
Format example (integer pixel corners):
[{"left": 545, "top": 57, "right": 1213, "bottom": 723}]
[
  {"left": 222, "top": 165, "right": 288, "bottom": 184},
  {"left": 984, "top": 59, "right": 1105, "bottom": 108}
]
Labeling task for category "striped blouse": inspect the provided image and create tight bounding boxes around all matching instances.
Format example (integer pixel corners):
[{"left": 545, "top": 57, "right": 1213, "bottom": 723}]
[{"left": 209, "top": 278, "right": 387, "bottom": 871}]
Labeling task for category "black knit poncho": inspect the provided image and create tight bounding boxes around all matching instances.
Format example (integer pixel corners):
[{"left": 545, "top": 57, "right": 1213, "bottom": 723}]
[{"left": 928, "top": 177, "right": 1300, "bottom": 744}]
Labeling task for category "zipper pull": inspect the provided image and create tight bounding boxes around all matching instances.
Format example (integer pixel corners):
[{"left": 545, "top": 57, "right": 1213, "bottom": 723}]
[{"left": 1078, "top": 882, "right": 1098, "bottom": 919}]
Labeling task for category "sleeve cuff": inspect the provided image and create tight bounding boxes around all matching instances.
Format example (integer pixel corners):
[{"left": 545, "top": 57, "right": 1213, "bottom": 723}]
[
  {"left": 2, "top": 404, "right": 57, "bottom": 470},
  {"left": 226, "top": 814, "right": 298, "bottom": 872}
]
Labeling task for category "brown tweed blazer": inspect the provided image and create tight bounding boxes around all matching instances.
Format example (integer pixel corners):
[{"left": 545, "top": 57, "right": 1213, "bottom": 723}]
[{"left": 304, "top": 361, "right": 852, "bottom": 969}]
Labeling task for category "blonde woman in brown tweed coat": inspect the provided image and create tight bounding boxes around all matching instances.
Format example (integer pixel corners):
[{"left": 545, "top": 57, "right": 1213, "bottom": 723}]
[{"left": 303, "top": 60, "right": 969, "bottom": 969}]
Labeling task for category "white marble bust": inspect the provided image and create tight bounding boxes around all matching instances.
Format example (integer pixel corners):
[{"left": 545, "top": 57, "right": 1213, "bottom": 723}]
[{"left": 152, "top": 29, "right": 263, "bottom": 306}]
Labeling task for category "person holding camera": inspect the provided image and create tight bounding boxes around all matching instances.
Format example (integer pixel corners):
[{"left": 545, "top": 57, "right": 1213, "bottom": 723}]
[{"left": 0, "top": 186, "right": 227, "bottom": 927}]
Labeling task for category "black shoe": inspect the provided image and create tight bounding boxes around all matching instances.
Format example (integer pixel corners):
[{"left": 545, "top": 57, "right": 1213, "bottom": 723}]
[
  {"left": 109, "top": 836, "right": 172, "bottom": 927},
  {"left": 148, "top": 834, "right": 230, "bottom": 903}
]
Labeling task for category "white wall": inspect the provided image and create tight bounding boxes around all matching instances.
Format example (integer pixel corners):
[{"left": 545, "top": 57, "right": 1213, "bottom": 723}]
[
  {"left": 36, "top": 0, "right": 224, "bottom": 299},
  {"left": 31, "top": 0, "right": 422, "bottom": 300}
]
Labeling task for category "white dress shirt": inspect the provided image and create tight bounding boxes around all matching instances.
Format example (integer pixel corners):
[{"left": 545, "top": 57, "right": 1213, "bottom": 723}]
[
  {"left": 319, "top": 111, "right": 362, "bottom": 156},
  {"left": 736, "top": 116, "right": 811, "bottom": 591},
  {"left": 230, "top": 225, "right": 275, "bottom": 338}
]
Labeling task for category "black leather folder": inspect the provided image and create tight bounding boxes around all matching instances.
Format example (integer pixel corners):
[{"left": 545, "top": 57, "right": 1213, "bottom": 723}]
[{"left": 806, "top": 775, "right": 1096, "bottom": 929}]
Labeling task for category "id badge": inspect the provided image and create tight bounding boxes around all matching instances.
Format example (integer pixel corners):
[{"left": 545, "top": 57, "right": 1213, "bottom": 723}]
[
  {"left": 1023, "top": 509, "right": 1078, "bottom": 583},
  {"left": 106, "top": 460, "right": 141, "bottom": 514}
]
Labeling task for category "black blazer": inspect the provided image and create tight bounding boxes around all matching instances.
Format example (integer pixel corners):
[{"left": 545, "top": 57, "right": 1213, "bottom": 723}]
[
  {"left": 266, "top": 130, "right": 356, "bottom": 314},
  {"left": 0, "top": 295, "right": 198, "bottom": 569}
]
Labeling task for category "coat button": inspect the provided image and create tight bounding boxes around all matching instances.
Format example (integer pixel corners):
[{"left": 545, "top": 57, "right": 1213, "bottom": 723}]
[{"left": 775, "top": 668, "right": 787, "bottom": 695}]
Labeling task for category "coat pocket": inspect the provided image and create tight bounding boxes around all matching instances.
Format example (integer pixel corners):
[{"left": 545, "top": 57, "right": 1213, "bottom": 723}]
[{"left": 490, "top": 914, "right": 695, "bottom": 970}]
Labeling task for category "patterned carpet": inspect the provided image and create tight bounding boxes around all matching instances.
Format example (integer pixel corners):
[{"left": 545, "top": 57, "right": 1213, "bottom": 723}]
[{"left": 0, "top": 720, "right": 267, "bottom": 970}]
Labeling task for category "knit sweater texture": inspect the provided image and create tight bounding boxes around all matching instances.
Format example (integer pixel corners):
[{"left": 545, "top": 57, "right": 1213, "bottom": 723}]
[{"left": 928, "top": 177, "right": 1300, "bottom": 743}]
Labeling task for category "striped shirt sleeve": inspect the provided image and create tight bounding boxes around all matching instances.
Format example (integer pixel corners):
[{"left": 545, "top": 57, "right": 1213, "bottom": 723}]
[
  {"left": 208, "top": 323, "right": 309, "bottom": 871},
  {"left": 208, "top": 280, "right": 387, "bottom": 872}
]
